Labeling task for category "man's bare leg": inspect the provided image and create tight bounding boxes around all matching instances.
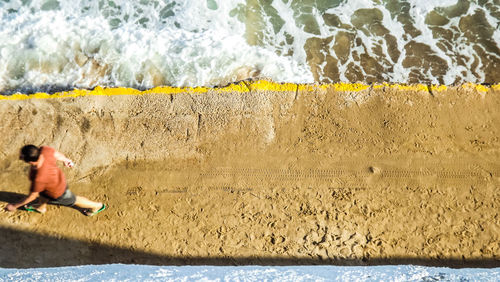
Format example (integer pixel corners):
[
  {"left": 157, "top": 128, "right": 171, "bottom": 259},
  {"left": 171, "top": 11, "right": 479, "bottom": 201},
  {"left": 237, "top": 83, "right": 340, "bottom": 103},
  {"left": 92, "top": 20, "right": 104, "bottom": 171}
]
[
  {"left": 31, "top": 197, "right": 49, "bottom": 213},
  {"left": 73, "top": 196, "right": 103, "bottom": 213}
]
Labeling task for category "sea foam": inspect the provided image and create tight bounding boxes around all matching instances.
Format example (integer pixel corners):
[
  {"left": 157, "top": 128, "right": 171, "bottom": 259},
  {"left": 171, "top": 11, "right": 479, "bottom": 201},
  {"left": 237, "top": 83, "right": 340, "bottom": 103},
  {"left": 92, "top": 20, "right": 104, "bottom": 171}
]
[{"left": 0, "top": 0, "right": 499, "bottom": 94}]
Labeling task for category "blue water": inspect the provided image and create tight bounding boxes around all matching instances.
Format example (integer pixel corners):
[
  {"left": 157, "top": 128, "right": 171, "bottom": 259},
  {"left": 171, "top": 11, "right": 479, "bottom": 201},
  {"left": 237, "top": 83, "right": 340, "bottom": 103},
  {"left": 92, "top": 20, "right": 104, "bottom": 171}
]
[{"left": 1, "top": 264, "right": 499, "bottom": 281}]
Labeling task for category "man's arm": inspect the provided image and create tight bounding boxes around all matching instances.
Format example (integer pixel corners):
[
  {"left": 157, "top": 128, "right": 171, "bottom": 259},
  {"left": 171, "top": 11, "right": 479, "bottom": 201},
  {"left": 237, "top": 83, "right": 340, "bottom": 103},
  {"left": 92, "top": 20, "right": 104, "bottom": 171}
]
[
  {"left": 5, "top": 192, "right": 40, "bottom": 211},
  {"left": 54, "top": 151, "right": 74, "bottom": 168}
]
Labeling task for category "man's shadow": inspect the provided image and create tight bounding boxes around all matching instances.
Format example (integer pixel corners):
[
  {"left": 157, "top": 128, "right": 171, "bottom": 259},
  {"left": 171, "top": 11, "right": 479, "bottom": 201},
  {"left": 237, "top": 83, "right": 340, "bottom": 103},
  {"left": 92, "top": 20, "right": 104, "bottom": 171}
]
[
  {"left": 0, "top": 191, "right": 25, "bottom": 204},
  {"left": 0, "top": 191, "right": 88, "bottom": 215}
]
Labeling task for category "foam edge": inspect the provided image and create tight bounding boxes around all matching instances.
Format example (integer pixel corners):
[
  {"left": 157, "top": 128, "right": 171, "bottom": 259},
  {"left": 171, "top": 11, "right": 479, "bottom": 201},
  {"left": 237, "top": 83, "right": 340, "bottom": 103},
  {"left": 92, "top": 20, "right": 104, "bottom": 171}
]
[{"left": 0, "top": 80, "right": 498, "bottom": 100}]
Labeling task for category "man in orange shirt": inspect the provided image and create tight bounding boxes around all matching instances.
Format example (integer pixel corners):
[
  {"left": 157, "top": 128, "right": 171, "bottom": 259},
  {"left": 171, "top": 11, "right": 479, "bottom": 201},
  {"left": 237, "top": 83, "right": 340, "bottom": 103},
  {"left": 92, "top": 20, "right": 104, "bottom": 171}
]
[{"left": 5, "top": 145, "right": 105, "bottom": 216}]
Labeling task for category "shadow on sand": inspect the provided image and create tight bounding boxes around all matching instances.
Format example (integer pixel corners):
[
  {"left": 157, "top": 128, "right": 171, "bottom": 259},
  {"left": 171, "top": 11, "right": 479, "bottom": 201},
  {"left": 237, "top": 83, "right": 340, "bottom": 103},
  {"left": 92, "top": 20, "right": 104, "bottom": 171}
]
[
  {"left": 1, "top": 192, "right": 498, "bottom": 269},
  {"left": 0, "top": 191, "right": 26, "bottom": 204},
  {"left": 0, "top": 227, "right": 498, "bottom": 269},
  {"left": 0, "top": 191, "right": 88, "bottom": 215}
]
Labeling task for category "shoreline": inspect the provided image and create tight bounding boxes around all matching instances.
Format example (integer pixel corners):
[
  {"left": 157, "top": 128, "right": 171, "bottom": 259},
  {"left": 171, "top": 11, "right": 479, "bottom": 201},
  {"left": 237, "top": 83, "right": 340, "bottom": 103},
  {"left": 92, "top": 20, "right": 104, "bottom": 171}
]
[{"left": 1, "top": 80, "right": 499, "bottom": 100}]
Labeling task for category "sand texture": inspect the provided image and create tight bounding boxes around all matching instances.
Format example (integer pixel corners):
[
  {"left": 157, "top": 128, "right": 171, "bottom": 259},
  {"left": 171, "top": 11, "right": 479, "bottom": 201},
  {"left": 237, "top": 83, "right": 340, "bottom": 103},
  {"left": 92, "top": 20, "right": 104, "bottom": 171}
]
[{"left": 0, "top": 84, "right": 499, "bottom": 268}]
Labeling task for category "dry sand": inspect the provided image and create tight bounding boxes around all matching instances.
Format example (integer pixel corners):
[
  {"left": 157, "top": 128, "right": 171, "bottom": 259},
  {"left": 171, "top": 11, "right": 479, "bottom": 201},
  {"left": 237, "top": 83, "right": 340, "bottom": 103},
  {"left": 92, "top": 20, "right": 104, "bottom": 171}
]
[{"left": 0, "top": 84, "right": 499, "bottom": 268}]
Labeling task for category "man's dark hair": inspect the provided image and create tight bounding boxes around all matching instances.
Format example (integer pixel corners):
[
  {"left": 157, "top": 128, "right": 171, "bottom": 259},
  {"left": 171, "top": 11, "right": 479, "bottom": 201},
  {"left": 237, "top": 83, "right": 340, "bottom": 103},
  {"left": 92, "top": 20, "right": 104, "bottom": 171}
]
[{"left": 20, "top": 145, "right": 40, "bottom": 162}]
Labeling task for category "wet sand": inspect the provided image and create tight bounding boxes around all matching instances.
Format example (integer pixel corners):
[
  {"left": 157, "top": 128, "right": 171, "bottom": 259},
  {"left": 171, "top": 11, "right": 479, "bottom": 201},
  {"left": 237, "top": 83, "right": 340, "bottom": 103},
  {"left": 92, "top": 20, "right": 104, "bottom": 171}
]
[{"left": 0, "top": 83, "right": 499, "bottom": 268}]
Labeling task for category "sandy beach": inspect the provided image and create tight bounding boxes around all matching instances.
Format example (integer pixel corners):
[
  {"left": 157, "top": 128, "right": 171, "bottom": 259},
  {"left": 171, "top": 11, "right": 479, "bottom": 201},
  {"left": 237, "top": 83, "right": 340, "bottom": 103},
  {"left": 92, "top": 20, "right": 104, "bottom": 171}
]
[{"left": 0, "top": 83, "right": 499, "bottom": 268}]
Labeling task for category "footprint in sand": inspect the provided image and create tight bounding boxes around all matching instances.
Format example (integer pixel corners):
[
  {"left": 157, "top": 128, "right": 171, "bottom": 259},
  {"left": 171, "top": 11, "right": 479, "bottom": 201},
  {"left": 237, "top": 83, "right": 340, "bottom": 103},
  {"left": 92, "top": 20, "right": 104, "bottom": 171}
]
[{"left": 368, "top": 166, "right": 381, "bottom": 174}]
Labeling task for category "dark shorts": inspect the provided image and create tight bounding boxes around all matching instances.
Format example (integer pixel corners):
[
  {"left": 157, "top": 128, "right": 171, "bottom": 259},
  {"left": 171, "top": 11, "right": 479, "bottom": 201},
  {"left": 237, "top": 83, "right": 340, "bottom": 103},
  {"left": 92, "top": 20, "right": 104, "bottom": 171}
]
[{"left": 42, "top": 188, "right": 76, "bottom": 206}]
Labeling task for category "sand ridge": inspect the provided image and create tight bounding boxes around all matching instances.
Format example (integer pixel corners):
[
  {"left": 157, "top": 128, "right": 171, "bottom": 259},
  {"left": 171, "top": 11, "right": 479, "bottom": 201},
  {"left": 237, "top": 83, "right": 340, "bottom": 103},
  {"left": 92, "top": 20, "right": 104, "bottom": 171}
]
[{"left": 0, "top": 84, "right": 499, "bottom": 267}]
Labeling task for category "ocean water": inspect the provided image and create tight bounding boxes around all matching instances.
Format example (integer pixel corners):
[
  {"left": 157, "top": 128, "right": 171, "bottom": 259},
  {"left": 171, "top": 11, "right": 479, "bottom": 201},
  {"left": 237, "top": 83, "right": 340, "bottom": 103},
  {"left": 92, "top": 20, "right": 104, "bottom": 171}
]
[
  {"left": 1, "top": 264, "right": 499, "bottom": 281},
  {"left": 0, "top": 0, "right": 499, "bottom": 94}
]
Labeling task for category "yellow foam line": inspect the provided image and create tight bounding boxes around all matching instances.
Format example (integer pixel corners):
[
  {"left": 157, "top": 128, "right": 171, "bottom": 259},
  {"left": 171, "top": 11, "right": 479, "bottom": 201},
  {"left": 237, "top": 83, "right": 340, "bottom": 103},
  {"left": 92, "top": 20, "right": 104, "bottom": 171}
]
[
  {"left": 249, "top": 80, "right": 298, "bottom": 92},
  {"left": 0, "top": 81, "right": 496, "bottom": 100},
  {"left": 332, "top": 83, "right": 370, "bottom": 92},
  {"left": 373, "top": 83, "right": 428, "bottom": 92},
  {"left": 462, "top": 83, "right": 490, "bottom": 93},
  {"left": 430, "top": 85, "right": 448, "bottom": 92}
]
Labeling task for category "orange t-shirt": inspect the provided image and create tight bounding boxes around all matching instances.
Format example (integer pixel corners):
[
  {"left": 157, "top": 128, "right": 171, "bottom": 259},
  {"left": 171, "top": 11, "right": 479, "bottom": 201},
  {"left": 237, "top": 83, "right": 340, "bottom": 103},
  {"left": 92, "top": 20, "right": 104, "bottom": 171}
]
[{"left": 29, "top": 146, "right": 66, "bottom": 199}]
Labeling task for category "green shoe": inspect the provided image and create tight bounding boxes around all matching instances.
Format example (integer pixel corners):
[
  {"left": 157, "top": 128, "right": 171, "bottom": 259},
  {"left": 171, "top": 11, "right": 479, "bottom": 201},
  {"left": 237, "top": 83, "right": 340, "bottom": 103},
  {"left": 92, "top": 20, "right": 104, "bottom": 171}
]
[
  {"left": 23, "top": 205, "right": 43, "bottom": 214},
  {"left": 85, "top": 204, "right": 106, "bottom": 217}
]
